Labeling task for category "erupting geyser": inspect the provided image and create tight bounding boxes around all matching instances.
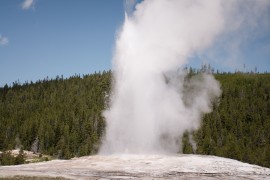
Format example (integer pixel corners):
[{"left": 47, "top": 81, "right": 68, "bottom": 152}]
[
  {"left": 1, "top": 1, "right": 270, "bottom": 179},
  {"left": 99, "top": 0, "right": 270, "bottom": 154}
]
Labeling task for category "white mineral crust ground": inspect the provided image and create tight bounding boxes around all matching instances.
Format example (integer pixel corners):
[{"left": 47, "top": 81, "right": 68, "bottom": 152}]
[{"left": 0, "top": 154, "right": 270, "bottom": 179}]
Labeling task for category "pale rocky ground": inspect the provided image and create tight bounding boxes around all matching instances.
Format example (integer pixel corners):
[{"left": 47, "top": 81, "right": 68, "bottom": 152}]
[{"left": 0, "top": 154, "right": 270, "bottom": 179}]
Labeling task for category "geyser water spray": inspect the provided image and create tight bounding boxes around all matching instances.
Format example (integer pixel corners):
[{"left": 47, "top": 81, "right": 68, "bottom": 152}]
[{"left": 99, "top": 0, "right": 270, "bottom": 154}]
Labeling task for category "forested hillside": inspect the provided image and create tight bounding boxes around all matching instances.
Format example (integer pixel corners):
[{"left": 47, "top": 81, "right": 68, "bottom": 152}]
[
  {"left": 0, "top": 71, "right": 110, "bottom": 159},
  {"left": 193, "top": 73, "right": 270, "bottom": 168},
  {"left": 0, "top": 71, "right": 270, "bottom": 168},
  {"left": 183, "top": 72, "right": 270, "bottom": 168}
]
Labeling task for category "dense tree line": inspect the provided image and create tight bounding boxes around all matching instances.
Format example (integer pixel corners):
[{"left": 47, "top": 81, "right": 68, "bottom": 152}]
[
  {"left": 0, "top": 70, "right": 269, "bottom": 168},
  {"left": 0, "top": 71, "right": 110, "bottom": 160}
]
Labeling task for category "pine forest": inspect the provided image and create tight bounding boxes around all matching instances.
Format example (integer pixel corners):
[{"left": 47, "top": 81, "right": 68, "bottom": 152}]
[{"left": 0, "top": 70, "right": 269, "bottom": 168}]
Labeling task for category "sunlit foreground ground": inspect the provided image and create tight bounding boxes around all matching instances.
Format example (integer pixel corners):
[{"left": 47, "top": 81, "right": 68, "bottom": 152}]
[{"left": 0, "top": 154, "right": 270, "bottom": 179}]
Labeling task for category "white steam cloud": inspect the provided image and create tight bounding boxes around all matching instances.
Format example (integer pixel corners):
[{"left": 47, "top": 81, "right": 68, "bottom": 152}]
[
  {"left": 201, "top": 0, "right": 270, "bottom": 70},
  {"left": 0, "top": 34, "right": 9, "bottom": 46},
  {"left": 21, "top": 0, "right": 35, "bottom": 10},
  {"left": 100, "top": 0, "right": 270, "bottom": 154}
]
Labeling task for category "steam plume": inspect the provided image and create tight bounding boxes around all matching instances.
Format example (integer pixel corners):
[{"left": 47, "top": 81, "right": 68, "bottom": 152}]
[
  {"left": 0, "top": 34, "right": 9, "bottom": 46},
  {"left": 21, "top": 0, "right": 35, "bottom": 10},
  {"left": 100, "top": 0, "right": 270, "bottom": 154}
]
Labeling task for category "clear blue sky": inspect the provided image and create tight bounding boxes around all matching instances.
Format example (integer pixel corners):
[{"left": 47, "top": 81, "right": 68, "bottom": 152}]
[
  {"left": 0, "top": 0, "right": 269, "bottom": 87},
  {"left": 0, "top": 0, "right": 124, "bottom": 86}
]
